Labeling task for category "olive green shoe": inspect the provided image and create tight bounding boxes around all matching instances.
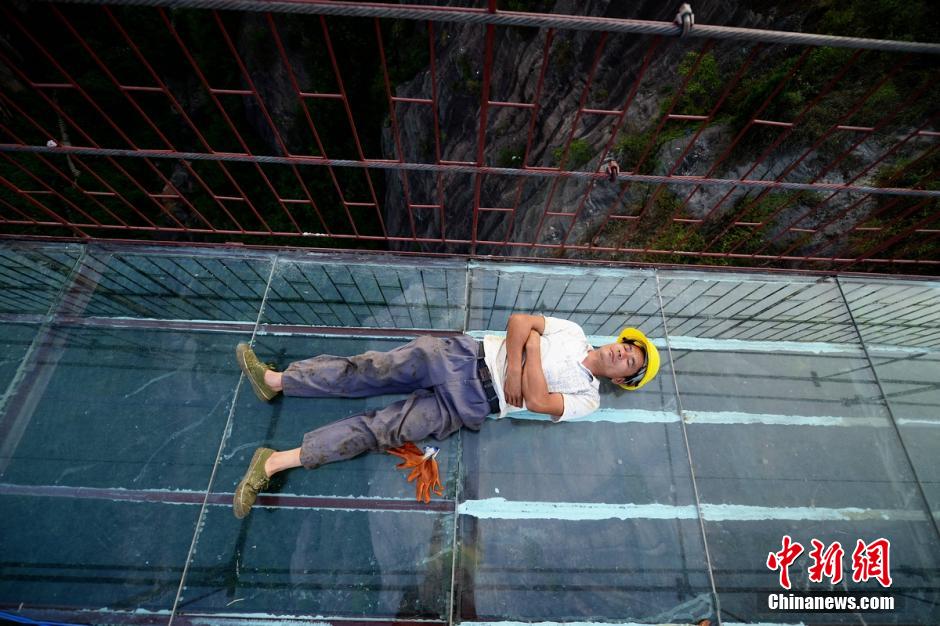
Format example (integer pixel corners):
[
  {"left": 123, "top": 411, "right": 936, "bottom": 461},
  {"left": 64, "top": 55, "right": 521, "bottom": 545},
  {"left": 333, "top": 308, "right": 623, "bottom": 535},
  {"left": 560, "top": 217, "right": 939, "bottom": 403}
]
[
  {"left": 233, "top": 447, "right": 275, "bottom": 519},
  {"left": 236, "top": 342, "right": 279, "bottom": 402}
]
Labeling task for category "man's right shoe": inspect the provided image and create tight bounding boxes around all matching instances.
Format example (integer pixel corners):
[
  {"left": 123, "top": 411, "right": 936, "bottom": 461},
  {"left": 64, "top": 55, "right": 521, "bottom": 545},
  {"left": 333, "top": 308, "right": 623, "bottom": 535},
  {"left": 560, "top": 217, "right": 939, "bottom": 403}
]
[
  {"left": 236, "top": 343, "right": 279, "bottom": 402},
  {"left": 233, "top": 447, "right": 275, "bottom": 519}
]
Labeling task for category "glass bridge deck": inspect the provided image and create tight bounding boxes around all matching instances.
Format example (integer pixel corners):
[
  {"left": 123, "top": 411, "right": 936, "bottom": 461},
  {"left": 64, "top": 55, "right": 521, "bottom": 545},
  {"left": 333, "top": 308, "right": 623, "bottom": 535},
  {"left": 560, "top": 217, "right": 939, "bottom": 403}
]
[{"left": 0, "top": 241, "right": 937, "bottom": 626}]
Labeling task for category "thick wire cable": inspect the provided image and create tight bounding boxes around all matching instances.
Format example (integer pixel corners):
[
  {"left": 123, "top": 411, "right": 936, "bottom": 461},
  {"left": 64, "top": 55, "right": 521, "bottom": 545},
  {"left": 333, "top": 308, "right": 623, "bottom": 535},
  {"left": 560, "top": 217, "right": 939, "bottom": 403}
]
[
  {"left": 46, "top": 0, "right": 940, "bottom": 54},
  {"left": 4, "top": 144, "right": 939, "bottom": 200}
]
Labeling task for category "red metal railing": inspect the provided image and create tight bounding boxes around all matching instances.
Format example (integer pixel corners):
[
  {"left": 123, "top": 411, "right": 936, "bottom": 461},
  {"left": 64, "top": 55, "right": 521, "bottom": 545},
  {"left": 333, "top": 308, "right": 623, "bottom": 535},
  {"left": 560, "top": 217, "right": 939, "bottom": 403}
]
[{"left": 1, "top": 1, "right": 938, "bottom": 274}]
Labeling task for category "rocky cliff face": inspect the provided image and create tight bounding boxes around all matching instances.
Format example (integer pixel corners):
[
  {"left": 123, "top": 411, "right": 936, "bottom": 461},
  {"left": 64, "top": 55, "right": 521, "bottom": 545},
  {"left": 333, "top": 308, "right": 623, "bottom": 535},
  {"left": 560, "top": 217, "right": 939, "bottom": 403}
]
[{"left": 381, "top": 0, "right": 931, "bottom": 262}]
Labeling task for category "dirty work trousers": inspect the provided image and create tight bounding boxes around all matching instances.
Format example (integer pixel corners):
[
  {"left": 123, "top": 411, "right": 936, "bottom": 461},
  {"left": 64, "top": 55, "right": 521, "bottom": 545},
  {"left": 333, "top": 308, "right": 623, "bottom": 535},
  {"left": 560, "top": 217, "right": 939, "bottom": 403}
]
[{"left": 280, "top": 335, "right": 493, "bottom": 468}]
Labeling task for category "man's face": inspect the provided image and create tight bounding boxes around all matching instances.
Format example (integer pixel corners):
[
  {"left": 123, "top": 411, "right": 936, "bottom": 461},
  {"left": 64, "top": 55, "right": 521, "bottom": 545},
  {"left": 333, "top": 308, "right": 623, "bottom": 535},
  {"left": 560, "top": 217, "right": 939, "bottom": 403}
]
[{"left": 596, "top": 340, "right": 645, "bottom": 385}]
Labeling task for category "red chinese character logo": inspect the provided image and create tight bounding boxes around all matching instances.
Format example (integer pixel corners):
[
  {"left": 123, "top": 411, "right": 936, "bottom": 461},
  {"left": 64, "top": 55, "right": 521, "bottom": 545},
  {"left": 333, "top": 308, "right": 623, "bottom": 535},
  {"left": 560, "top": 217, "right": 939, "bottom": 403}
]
[
  {"left": 767, "top": 534, "right": 804, "bottom": 589},
  {"left": 807, "top": 539, "right": 844, "bottom": 584},
  {"left": 851, "top": 538, "right": 893, "bottom": 587}
]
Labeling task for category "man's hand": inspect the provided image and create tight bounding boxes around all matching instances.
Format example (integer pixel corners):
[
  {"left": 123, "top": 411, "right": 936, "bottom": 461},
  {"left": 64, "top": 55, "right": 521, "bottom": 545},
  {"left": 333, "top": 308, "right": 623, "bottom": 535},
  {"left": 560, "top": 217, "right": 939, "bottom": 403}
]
[
  {"left": 500, "top": 330, "right": 542, "bottom": 408},
  {"left": 520, "top": 329, "right": 564, "bottom": 419},
  {"left": 504, "top": 367, "right": 523, "bottom": 408},
  {"left": 503, "top": 315, "right": 545, "bottom": 408},
  {"left": 504, "top": 331, "right": 542, "bottom": 407}
]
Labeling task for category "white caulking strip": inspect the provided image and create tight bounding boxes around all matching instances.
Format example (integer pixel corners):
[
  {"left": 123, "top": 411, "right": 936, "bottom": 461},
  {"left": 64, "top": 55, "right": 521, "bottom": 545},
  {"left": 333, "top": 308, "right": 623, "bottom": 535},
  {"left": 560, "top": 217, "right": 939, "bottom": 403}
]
[
  {"left": 8, "top": 483, "right": 933, "bottom": 522},
  {"left": 497, "top": 410, "right": 936, "bottom": 429},
  {"left": 496, "top": 408, "right": 680, "bottom": 424},
  {"left": 699, "top": 503, "right": 926, "bottom": 522},
  {"left": 683, "top": 411, "right": 890, "bottom": 428},
  {"left": 462, "top": 623, "right": 805, "bottom": 626},
  {"left": 897, "top": 418, "right": 940, "bottom": 426},
  {"left": 457, "top": 498, "right": 698, "bottom": 521},
  {"left": 467, "top": 262, "right": 825, "bottom": 285},
  {"left": 725, "top": 623, "right": 807, "bottom": 626},
  {"left": 867, "top": 343, "right": 940, "bottom": 356},
  {"left": 665, "top": 335, "right": 864, "bottom": 355},
  {"left": 467, "top": 262, "right": 653, "bottom": 279},
  {"left": 463, "top": 622, "right": 699, "bottom": 626},
  {"left": 457, "top": 498, "right": 928, "bottom": 523},
  {"left": 465, "top": 623, "right": 797, "bottom": 626}
]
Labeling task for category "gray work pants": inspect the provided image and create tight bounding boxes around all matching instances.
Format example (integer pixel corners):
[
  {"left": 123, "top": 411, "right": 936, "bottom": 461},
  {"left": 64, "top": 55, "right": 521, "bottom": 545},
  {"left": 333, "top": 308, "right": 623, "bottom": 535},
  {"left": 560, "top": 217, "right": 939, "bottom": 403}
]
[{"left": 281, "top": 335, "right": 492, "bottom": 468}]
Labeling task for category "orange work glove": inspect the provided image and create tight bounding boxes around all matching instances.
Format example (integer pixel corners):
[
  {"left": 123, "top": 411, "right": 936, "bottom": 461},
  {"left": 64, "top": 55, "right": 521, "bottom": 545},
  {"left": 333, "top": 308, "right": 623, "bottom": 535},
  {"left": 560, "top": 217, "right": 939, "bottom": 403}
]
[{"left": 387, "top": 442, "right": 444, "bottom": 503}]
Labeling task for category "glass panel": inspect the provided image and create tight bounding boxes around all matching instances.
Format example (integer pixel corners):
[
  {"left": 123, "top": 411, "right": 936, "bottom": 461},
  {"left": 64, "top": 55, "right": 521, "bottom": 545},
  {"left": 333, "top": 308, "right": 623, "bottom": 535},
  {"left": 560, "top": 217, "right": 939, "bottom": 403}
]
[
  {"left": 659, "top": 271, "right": 858, "bottom": 343},
  {"left": 71, "top": 248, "right": 273, "bottom": 321},
  {"left": 841, "top": 277, "right": 940, "bottom": 521},
  {"left": 459, "top": 264, "right": 711, "bottom": 619},
  {"left": 662, "top": 271, "right": 940, "bottom": 624},
  {"left": 178, "top": 507, "right": 454, "bottom": 619},
  {"left": 839, "top": 279, "right": 940, "bottom": 349},
  {"left": 461, "top": 417, "right": 691, "bottom": 504},
  {"left": 0, "top": 325, "right": 241, "bottom": 491},
  {"left": 468, "top": 263, "right": 661, "bottom": 337},
  {"left": 0, "top": 323, "right": 42, "bottom": 403},
  {"left": 264, "top": 255, "right": 467, "bottom": 330},
  {"left": 0, "top": 495, "right": 198, "bottom": 612},
  {"left": 460, "top": 266, "right": 684, "bottom": 502},
  {"left": 709, "top": 519, "right": 940, "bottom": 624},
  {"left": 0, "top": 243, "right": 82, "bottom": 316},
  {"left": 455, "top": 517, "right": 712, "bottom": 622}
]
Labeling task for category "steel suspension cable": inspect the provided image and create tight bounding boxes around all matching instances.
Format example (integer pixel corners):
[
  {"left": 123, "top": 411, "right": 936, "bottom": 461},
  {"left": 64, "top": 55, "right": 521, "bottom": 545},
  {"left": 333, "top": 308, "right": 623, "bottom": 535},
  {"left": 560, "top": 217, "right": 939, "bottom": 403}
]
[
  {"left": 47, "top": 0, "right": 940, "bottom": 55},
  {"left": 4, "top": 144, "right": 938, "bottom": 200}
]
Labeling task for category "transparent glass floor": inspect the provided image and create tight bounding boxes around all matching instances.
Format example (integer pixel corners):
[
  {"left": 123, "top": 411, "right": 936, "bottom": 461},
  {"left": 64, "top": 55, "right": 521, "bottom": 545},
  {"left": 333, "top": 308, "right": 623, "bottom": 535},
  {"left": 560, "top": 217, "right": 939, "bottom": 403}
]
[{"left": 0, "top": 241, "right": 938, "bottom": 626}]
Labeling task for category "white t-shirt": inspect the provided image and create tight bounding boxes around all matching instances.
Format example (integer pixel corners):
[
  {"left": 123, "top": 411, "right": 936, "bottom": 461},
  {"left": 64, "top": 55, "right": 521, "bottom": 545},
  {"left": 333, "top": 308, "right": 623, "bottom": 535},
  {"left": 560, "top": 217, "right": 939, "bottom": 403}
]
[{"left": 482, "top": 316, "right": 600, "bottom": 421}]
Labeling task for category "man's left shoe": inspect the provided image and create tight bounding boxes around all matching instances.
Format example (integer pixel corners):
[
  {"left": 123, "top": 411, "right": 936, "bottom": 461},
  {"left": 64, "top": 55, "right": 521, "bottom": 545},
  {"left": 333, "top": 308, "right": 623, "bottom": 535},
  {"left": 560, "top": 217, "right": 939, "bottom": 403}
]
[
  {"left": 236, "top": 343, "right": 279, "bottom": 402},
  {"left": 233, "top": 447, "right": 275, "bottom": 519}
]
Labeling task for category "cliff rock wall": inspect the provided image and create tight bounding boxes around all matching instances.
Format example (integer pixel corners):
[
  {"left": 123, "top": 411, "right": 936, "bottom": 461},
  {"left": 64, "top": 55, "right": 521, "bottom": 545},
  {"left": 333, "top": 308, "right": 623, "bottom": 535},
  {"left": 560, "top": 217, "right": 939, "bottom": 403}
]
[{"left": 381, "top": 1, "right": 931, "bottom": 261}]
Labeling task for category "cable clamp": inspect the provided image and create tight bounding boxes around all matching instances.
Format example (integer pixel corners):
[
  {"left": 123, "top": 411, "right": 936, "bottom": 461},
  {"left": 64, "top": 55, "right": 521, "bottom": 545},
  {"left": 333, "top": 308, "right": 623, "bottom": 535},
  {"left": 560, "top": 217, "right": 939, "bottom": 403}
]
[
  {"left": 674, "top": 3, "right": 694, "bottom": 37},
  {"left": 603, "top": 157, "right": 620, "bottom": 182}
]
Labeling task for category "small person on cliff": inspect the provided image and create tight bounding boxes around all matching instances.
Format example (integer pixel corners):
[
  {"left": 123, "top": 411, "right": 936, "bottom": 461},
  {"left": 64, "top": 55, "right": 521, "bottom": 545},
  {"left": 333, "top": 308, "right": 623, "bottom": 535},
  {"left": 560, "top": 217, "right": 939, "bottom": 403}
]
[{"left": 232, "top": 313, "right": 660, "bottom": 518}]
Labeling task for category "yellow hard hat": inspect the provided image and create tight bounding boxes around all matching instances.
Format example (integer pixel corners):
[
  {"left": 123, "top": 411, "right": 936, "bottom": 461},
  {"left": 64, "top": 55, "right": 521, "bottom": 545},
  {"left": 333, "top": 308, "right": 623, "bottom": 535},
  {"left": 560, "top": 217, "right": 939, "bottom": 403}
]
[{"left": 616, "top": 327, "right": 660, "bottom": 390}]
